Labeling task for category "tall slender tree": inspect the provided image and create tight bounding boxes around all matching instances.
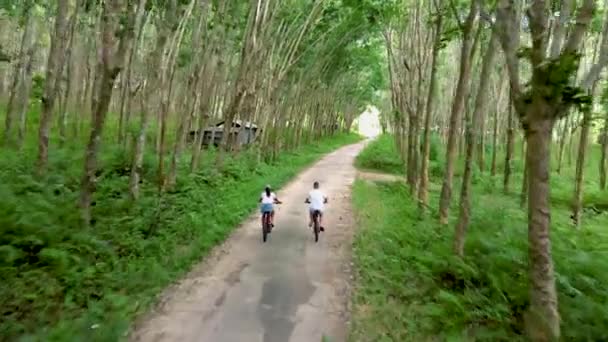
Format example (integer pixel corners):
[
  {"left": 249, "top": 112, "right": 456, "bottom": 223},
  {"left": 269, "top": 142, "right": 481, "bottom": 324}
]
[{"left": 496, "top": 0, "right": 606, "bottom": 338}]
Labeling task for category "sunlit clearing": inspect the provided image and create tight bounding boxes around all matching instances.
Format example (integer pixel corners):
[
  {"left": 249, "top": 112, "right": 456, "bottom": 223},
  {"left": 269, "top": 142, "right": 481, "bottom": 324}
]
[{"left": 354, "top": 105, "right": 381, "bottom": 138}]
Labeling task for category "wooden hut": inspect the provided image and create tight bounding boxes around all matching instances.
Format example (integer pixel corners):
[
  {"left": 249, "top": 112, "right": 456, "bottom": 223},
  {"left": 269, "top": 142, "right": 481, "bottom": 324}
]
[{"left": 189, "top": 120, "right": 259, "bottom": 147}]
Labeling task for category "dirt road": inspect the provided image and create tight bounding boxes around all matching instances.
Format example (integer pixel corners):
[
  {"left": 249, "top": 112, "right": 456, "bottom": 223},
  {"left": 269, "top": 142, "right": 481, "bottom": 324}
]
[{"left": 130, "top": 142, "right": 365, "bottom": 342}]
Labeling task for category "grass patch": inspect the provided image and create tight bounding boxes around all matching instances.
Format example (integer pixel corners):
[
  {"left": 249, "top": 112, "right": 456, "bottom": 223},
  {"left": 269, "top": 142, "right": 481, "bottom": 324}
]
[
  {"left": 355, "top": 135, "right": 404, "bottom": 174},
  {"left": 0, "top": 133, "right": 360, "bottom": 341},
  {"left": 355, "top": 134, "right": 445, "bottom": 179}
]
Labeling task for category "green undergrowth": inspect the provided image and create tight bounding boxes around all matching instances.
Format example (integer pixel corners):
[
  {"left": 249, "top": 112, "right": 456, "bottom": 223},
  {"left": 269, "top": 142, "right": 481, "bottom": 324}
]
[
  {"left": 350, "top": 135, "right": 608, "bottom": 341},
  {"left": 0, "top": 133, "right": 361, "bottom": 341},
  {"left": 355, "top": 135, "right": 404, "bottom": 174},
  {"left": 351, "top": 180, "right": 608, "bottom": 341},
  {"left": 355, "top": 134, "right": 444, "bottom": 176}
]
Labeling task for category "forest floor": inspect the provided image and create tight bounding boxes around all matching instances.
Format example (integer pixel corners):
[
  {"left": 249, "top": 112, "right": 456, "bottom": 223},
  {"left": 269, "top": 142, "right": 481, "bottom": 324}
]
[{"left": 129, "top": 142, "right": 365, "bottom": 342}]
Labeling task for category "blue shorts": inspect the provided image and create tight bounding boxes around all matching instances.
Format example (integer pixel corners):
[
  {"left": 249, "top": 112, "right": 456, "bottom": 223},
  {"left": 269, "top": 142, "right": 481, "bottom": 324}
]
[{"left": 261, "top": 203, "right": 273, "bottom": 213}]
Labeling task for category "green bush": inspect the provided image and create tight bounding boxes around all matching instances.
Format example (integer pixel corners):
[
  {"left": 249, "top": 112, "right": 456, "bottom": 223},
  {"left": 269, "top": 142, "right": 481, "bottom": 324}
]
[
  {"left": 355, "top": 134, "right": 404, "bottom": 174},
  {"left": 428, "top": 133, "right": 443, "bottom": 163},
  {"left": 355, "top": 133, "right": 446, "bottom": 180},
  {"left": 0, "top": 133, "right": 360, "bottom": 341}
]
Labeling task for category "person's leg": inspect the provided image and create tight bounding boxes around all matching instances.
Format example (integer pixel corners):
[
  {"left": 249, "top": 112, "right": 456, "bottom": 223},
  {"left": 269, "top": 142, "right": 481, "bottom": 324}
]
[
  {"left": 319, "top": 211, "right": 324, "bottom": 231},
  {"left": 270, "top": 210, "right": 275, "bottom": 226},
  {"left": 308, "top": 210, "right": 314, "bottom": 227}
]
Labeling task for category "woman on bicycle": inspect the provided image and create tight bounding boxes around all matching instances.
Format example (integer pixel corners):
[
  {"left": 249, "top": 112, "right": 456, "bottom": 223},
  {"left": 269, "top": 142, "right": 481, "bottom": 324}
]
[{"left": 259, "top": 185, "right": 281, "bottom": 227}]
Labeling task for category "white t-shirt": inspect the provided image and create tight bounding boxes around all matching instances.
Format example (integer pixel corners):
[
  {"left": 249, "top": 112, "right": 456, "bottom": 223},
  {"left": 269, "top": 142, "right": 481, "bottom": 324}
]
[
  {"left": 261, "top": 192, "right": 277, "bottom": 204},
  {"left": 308, "top": 189, "right": 326, "bottom": 211}
]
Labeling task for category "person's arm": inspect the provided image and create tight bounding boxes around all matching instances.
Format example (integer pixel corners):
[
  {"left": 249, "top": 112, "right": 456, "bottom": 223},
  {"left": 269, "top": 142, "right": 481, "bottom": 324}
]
[
  {"left": 273, "top": 193, "right": 282, "bottom": 204},
  {"left": 323, "top": 192, "right": 328, "bottom": 203}
]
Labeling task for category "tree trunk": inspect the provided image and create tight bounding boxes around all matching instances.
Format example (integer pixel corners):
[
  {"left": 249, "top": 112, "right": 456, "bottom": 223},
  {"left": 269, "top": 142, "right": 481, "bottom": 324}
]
[
  {"left": 488, "top": 71, "right": 507, "bottom": 177},
  {"left": 453, "top": 30, "right": 498, "bottom": 256},
  {"left": 157, "top": 69, "right": 176, "bottom": 192},
  {"left": 16, "top": 34, "right": 37, "bottom": 149},
  {"left": 129, "top": 2, "right": 176, "bottom": 200},
  {"left": 524, "top": 115, "right": 559, "bottom": 341},
  {"left": 494, "top": 1, "right": 601, "bottom": 339},
  {"left": 556, "top": 116, "right": 570, "bottom": 174},
  {"left": 80, "top": 0, "right": 145, "bottom": 223},
  {"left": 418, "top": 1, "right": 442, "bottom": 210},
  {"left": 572, "top": 109, "right": 592, "bottom": 228},
  {"left": 407, "top": 110, "right": 419, "bottom": 193},
  {"left": 36, "top": 0, "right": 71, "bottom": 174},
  {"left": 490, "top": 106, "right": 499, "bottom": 176},
  {"left": 116, "top": 6, "right": 149, "bottom": 146},
  {"left": 573, "top": 46, "right": 603, "bottom": 225},
  {"left": 191, "top": 54, "right": 222, "bottom": 172},
  {"left": 567, "top": 116, "right": 576, "bottom": 167},
  {"left": 521, "top": 142, "right": 528, "bottom": 208},
  {"left": 601, "top": 114, "right": 608, "bottom": 190},
  {"left": 503, "top": 90, "right": 515, "bottom": 193},
  {"left": 168, "top": 2, "right": 210, "bottom": 185},
  {"left": 58, "top": 4, "right": 80, "bottom": 147},
  {"left": 4, "top": 0, "right": 35, "bottom": 146},
  {"left": 438, "top": 0, "right": 479, "bottom": 224}
]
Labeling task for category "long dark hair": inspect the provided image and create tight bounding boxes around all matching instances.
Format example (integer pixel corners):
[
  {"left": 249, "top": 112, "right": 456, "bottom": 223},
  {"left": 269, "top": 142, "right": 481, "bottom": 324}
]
[{"left": 265, "top": 186, "right": 271, "bottom": 197}]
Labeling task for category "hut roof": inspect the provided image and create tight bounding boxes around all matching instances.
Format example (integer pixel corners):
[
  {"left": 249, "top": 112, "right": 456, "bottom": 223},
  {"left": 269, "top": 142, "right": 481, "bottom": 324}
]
[{"left": 215, "top": 119, "right": 258, "bottom": 129}]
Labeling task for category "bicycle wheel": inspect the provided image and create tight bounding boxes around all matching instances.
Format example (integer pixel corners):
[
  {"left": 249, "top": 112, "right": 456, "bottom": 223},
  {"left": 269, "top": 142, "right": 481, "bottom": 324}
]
[
  {"left": 313, "top": 212, "right": 320, "bottom": 242},
  {"left": 262, "top": 213, "right": 269, "bottom": 242}
]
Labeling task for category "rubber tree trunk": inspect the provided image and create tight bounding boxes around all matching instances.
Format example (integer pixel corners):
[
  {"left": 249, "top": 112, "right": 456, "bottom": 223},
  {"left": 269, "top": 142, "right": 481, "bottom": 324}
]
[
  {"left": 58, "top": 5, "right": 80, "bottom": 147},
  {"left": 489, "top": 72, "right": 507, "bottom": 176},
  {"left": 520, "top": 143, "right": 528, "bottom": 208},
  {"left": 556, "top": 116, "right": 570, "bottom": 174},
  {"left": 129, "top": 2, "right": 176, "bottom": 200},
  {"left": 418, "top": 3, "right": 442, "bottom": 211},
  {"left": 524, "top": 113, "right": 559, "bottom": 341},
  {"left": 453, "top": 30, "right": 498, "bottom": 257},
  {"left": 600, "top": 114, "right": 608, "bottom": 190},
  {"left": 36, "top": 0, "right": 70, "bottom": 174},
  {"left": 503, "top": 91, "right": 515, "bottom": 193},
  {"left": 80, "top": 0, "right": 145, "bottom": 224},
  {"left": 490, "top": 107, "right": 499, "bottom": 176},
  {"left": 4, "top": 0, "right": 34, "bottom": 146},
  {"left": 572, "top": 109, "right": 592, "bottom": 228},
  {"left": 16, "top": 34, "right": 37, "bottom": 149},
  {"left": 117, "top": 10, "right": 146, "bottom": 146},
  {"left": 438, "top": 0, "right": 479, "bottom": 224}
]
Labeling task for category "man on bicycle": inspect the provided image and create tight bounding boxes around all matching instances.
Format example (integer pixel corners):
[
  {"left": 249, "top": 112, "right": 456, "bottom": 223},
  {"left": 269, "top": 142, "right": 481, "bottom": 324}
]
[
  {"left": 260, "top": 185, "right": 281, "bottom": 227},
  {"left": 305, "top": 181, "right": 328, "bottom": 231}
]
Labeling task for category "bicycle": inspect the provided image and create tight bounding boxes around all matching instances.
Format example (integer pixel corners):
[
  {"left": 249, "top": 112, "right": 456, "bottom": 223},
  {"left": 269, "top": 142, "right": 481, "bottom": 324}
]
[
  {"left": 311, "top": 209, "right": 322, "bottom": 242},
  {"left": 261, "top": 211, "right": 272, "bottom": 243},
  {"left": 261, "top": 200, "right": 281, "bottom": 243},
  {"left": 306, "top": 198, "right": 327, "bottom": 243}
]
